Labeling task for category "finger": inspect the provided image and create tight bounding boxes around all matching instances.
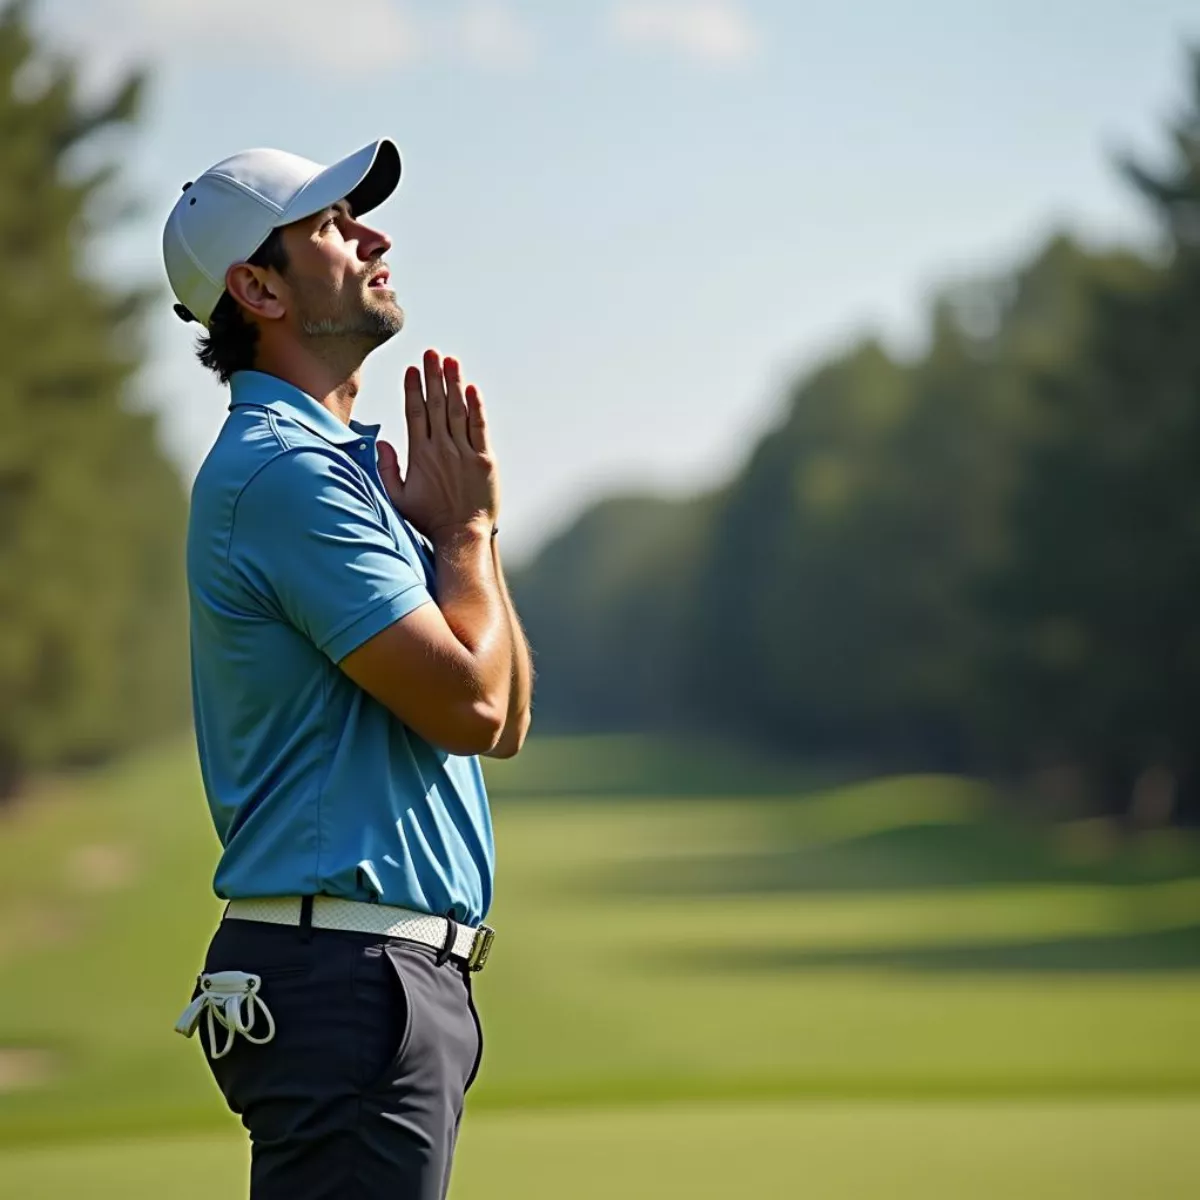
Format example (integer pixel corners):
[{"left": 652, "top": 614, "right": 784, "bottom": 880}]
[
  {"left": 376, "top": 438, "right": 404, "bottom": 507},
  {"left": 423, "top": 348, "right": 449, "bottom": 441},
  {"left": 443, "top": 356, "right": 471, "bottom": 451},
  {"left": 403, "top": 365, "right": 428, "bottom": 443},
  {"left": 465, "top": 384, "right": 492, "bottom": 457}
]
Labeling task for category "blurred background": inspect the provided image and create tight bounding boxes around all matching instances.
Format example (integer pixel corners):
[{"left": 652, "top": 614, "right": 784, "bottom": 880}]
[{"left": 1, "top": 0, "right": 1199, "bottom": 1195}]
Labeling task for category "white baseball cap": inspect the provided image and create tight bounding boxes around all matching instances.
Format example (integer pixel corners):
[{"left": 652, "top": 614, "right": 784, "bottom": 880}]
[{"left": 163, "top": 138, "right": 401, "bottom": 328}]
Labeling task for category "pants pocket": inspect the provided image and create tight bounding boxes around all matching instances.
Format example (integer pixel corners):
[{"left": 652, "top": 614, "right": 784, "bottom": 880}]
[
  {"left": 463, "top": 976, "right": 485, "bottom": 1095},
  {"left": 353, "top": 942, "right": 413, "bottom": 1093},
  {"left": 363, "top": 945, "right": 482, "bottom": 1106}
]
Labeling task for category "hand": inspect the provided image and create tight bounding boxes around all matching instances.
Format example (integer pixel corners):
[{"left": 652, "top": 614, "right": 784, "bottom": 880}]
[{"left": 377, "top": 350, "right": 500, "bottom": 542}]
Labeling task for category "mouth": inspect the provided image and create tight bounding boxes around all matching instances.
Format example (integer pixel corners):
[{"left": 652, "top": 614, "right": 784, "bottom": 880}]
[{"left": 366, "top": 266, "right": 391, "bottom": 290}]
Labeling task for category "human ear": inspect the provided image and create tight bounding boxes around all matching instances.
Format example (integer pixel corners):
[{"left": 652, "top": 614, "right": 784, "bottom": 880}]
[{"left": 225, "top": 263, "right": 286, "bottom": 321}]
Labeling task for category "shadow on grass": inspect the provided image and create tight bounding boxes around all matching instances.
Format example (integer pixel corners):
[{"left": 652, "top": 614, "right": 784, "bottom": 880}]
[
  {"left": 662, "top": 923, "right": 1200, "bottom": 975},
  {"left": 604, "top": 820, "right": 1200, "bottom": 897}
]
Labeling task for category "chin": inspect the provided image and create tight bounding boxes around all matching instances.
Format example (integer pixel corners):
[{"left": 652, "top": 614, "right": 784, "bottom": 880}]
[
  {"left": 365, "top": 289, "right": 402, "bottom": 318},
  {"left": 367, "top": 304, "right": 405, "bottom": 341}
]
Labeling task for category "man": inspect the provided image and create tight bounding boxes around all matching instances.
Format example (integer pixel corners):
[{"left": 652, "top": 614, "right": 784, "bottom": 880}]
[{"left": 163, "top": 137, "right": 533, "bottom": 1200}]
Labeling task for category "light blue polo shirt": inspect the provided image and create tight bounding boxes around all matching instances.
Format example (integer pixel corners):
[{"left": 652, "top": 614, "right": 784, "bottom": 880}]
[{"left": 186, "top": 370, "right": 494, "bottom": 925}]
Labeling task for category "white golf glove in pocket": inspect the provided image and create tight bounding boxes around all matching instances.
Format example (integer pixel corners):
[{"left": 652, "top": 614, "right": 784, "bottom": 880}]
[{"left": 174, "top": 970, "right": 277, "bottom": 1060}]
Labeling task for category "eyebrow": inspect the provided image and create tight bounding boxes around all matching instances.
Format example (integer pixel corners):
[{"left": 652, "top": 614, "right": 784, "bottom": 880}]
[{"left": 316, "top": 200, "right": 352, "bottom": 227}]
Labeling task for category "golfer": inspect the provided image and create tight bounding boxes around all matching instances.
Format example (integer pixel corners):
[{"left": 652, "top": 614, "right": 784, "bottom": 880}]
[{"left": 163, "top": 137, "right": 533, "bottom": 1199}]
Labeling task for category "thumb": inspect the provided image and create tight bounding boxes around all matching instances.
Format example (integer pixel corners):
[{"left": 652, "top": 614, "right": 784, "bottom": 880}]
[{"left": 376, "top": 439, "right": 404, "bottom": 507}]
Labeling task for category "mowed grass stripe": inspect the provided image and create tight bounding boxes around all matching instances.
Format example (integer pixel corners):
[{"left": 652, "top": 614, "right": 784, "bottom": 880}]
[{"left": 2, "top": 1100, "right": 1198, "bottom": 1200}]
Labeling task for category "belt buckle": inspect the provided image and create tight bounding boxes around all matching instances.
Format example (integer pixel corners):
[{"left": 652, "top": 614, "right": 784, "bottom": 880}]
[{"left": 467, "top": 923, "right": 495, "bottom": 972}]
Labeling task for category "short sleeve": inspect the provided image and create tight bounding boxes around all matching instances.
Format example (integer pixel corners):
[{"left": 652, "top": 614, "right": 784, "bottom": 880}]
[{"left": 229, "top": 448, "right": 431, "bottom": 662}]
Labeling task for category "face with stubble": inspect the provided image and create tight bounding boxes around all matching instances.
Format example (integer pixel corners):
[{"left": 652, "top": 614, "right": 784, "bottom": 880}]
[{"left": 278, "top": 198, "right": 404, "bottom": 352}]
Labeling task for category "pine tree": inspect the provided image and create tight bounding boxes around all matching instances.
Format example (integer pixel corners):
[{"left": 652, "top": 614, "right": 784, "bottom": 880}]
[
  {"left": 0, "top": 2, "right": 188, "bottom": 797},
  {"left": 975, "top": 48, "right": 1200, "bottom": 818}
]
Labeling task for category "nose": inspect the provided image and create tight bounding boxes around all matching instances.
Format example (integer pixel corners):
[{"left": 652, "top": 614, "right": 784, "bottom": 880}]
[{"left": 352, "top": 217, "right": 392, "bottom": 262}]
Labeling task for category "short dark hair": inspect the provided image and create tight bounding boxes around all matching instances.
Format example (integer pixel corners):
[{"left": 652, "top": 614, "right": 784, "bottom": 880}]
[{"left": 192, "top": 229, "right": 290, "bottom": 385}]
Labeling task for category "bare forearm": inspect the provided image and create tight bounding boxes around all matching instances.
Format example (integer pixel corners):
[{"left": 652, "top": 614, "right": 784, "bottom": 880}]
[
  {"left": 496, "top": 539, "right": 533, "bottom": 710},
  {"left": 486, "top": 536, "right": 534, "bottom": 757},
  {"left": 433, "top": 522, "right": 513, "bottom": 719}
]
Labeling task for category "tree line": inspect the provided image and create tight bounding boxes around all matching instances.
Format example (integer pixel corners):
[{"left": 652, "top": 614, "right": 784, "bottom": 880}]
[{"left": 513, "top": 49, "right": 1200, "bottom": 822}]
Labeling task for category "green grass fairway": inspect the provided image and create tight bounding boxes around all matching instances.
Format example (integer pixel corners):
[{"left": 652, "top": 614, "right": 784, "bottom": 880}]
[
  {"left": 2, "top": 1100, "right": 1197, "bottom": 1199},
  {"left": 1, "top": 735, "right": 1199, "bottom": 1193}
]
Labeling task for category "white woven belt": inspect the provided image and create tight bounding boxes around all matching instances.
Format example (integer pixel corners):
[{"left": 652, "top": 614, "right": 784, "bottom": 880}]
[{"left": 224, "top": 896, "right": 496, "bottom": 972}]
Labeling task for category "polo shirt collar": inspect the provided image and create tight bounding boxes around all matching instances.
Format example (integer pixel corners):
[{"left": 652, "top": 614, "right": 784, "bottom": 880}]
[{"left": 229, "top": 370, "right": 380, "bottom": 446}]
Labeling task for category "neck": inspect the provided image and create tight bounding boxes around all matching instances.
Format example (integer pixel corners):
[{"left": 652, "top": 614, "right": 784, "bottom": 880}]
[{"left": 253, "top": 338, "right": 369, "bottom": 425}]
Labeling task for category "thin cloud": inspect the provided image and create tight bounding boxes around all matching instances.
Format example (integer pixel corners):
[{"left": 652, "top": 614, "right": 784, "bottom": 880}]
[
  {"left": 611, "top": 1, "right": 761, "bottom": 67},
  {"left": 35, "top": 0, "right": 535, "bottom": 91},
  {"left": 458, "top": 0, "right": 538, "bottom": 71},
  {"left": 154, "top": 0, "right": 426, "bottom": 71}
]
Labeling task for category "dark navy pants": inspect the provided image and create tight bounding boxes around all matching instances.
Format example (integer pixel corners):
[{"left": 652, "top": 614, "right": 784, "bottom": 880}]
[{"left": 194, "top": 915, "right": 484, "bottom": 1199}]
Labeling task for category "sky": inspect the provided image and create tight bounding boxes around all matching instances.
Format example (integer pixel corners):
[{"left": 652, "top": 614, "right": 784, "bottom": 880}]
[{"left": 31, "top": 0, "right": 1200, "bottom": 562}]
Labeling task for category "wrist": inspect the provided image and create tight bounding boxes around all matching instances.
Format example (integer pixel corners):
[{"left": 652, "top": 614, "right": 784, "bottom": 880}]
[{"left": 429, "top": 516, "right": 495, "bottom": 546}]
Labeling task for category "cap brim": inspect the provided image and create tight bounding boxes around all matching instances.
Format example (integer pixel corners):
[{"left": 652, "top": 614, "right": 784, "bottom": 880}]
[{"left": 279, "top": 138, "right": 401, "bottom": 226}]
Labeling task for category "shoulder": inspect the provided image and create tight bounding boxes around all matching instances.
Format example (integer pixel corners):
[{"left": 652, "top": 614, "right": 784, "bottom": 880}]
[
  {"left": 228, "top": 442, "right": 393, "bottom": 568},
  {"left": 197, "top": 408, "right": 370, "bottom": 513},
  {"left": 234, "top": 441, "right": 375, "bottom": 518},
  {"left": 191, "top": 410, "right": 364, "bottom": 567},
  {"left": 190, "top": 406, "right": 285, "bottom": 515}
]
